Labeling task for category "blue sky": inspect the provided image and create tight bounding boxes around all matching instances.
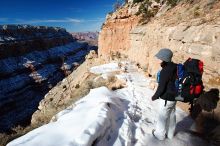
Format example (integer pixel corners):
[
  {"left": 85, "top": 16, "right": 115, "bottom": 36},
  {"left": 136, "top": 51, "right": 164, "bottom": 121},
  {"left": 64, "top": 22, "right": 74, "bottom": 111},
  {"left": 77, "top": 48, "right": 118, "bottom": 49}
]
[{"left": 0, "top": 0, "right": 118, "bottom": 32}]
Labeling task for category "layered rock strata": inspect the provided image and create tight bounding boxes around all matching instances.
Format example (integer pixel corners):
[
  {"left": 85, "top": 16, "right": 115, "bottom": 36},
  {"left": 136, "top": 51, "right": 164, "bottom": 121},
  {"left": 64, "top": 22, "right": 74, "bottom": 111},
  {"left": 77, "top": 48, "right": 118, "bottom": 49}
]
[{"left": 0, "top": 25, "right": 97, "bottom": 132}]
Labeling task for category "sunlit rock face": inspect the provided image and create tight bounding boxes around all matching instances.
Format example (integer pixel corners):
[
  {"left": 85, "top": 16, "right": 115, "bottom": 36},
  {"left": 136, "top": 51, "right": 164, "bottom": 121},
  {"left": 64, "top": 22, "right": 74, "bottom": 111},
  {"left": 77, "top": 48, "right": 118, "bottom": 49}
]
[
  {"left": 98, "top": 1, "right": 220, "bottom": 90},
  {"left": 0, "top": 25, "right": 97, "bottom": 132},
  {"left": 98, "top": 4, "right": 140, "bottom": 60}
]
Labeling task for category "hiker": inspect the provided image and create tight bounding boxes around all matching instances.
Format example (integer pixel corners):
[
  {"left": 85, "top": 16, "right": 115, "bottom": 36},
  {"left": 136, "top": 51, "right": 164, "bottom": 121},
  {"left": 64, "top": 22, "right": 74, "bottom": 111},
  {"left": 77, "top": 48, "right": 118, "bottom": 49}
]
[{"left": 151, "top": 48, "right": 177, "bottom": 140}]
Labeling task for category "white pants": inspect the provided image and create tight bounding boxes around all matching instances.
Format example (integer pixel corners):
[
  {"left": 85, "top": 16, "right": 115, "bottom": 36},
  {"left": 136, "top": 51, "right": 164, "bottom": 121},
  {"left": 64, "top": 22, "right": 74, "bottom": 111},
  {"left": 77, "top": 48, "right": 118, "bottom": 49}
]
[{"left": 154, "top": 99, "right": 176, "bottom": 140}]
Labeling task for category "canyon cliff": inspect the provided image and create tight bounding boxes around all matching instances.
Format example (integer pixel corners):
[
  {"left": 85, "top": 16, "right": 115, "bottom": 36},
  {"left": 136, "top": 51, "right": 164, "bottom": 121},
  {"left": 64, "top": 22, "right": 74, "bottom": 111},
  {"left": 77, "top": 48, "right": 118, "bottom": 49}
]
[
  {"left": 0, "top": 25, "right": 97, "bottom": 132},
  {"left": 99, "top": 0, "right": 220, "bottom": 90}
]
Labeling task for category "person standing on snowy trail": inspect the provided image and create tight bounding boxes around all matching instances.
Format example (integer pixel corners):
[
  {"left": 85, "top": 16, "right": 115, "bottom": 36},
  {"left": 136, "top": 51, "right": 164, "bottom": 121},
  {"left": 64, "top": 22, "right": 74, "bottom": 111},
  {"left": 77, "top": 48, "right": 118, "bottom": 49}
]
[{"left": 151, "top": 48, "right": 177, "bottom": 141}]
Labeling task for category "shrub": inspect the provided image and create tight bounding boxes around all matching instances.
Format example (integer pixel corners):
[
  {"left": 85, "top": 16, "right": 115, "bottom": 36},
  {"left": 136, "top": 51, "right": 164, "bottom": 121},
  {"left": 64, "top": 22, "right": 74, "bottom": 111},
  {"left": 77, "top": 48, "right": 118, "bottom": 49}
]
[
  {"left": 136, "top": 1, "right": 157, "bottom": 24},
  {"left": 133, "top": 0, "right": 145, "bottom": 3},
  {"left": 167, "top": 0, "right": 180, "bottom": 7},
  {"left": 194, "top": 11, "right": 200, "bottom": 17},
  {"left": 193, "top": 6, "right": 200, "bottom": 17},
  {"left": 136, "top": 1, "right": 152, "bottom": 15},
  {"left": 110, "top": 51, "right": 122, "bottom": 60}
]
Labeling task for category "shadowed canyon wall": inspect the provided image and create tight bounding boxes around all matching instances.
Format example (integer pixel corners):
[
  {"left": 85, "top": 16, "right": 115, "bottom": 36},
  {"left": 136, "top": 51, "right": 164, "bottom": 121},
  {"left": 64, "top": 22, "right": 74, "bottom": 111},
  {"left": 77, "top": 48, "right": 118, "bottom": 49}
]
[{"left": 0, "top": 25, "right": 97, "bottom": 132}]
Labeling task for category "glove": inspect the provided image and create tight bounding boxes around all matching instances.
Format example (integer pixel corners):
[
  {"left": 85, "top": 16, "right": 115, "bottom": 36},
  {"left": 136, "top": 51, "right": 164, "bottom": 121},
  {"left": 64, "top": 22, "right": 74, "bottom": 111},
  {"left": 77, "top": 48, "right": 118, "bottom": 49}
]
[{"left": 151, "top": 95, "right": 158, "bottom": 101}]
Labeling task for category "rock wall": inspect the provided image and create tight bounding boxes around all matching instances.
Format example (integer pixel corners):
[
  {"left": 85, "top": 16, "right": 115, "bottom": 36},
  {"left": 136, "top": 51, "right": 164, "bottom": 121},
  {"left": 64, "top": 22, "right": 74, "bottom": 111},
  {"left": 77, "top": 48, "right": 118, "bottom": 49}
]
[
  {"left": 98, "top": 4, "right": 140, "bottom": 60},
  {"left": 0, "top": 25, "right": 97, "bottom": 132},
  {"left": 128, "top": 22, "right": 220, "bottom": 89},
  {"left": 99, "top": 0, "right": 220, "bottom": 90}
]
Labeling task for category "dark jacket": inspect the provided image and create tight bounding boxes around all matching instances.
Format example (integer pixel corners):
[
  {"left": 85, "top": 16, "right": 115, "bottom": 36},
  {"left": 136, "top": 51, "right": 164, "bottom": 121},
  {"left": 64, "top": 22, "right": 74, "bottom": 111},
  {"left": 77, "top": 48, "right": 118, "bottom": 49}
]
[{"left": 152, "top": 62, "right": 177, "bottom": 101}]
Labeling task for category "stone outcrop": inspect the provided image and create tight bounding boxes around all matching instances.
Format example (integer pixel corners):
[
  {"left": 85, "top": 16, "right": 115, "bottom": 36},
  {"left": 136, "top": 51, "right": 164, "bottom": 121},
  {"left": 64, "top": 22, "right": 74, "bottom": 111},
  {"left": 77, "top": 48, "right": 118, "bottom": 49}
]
[
  {"left": 98, "top": 3, "right": 140, "bottom": 60},
  {"left": 30, "top": 56, "right": 101, "bottom": 127},
  {"left": 99, "top": 0, "right": 220, "bottom": 90},
  {"left": 0, "top": 25, "right": 97, "bottom": 132}
]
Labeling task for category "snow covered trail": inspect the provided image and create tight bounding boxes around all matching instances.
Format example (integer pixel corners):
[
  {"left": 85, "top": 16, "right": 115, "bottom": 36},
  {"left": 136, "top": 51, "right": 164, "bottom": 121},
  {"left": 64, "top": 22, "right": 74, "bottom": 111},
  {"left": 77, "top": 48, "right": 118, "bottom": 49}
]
[{"left": 7, "top": 62, "right": 208, "bottom": 146}]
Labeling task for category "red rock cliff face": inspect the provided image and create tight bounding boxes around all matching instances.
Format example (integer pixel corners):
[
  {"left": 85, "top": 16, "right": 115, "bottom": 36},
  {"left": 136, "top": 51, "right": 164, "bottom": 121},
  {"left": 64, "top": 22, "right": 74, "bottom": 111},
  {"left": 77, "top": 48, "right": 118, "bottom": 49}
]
[{"left": 98, "top": 4, "right": 140, "bottom": 59}]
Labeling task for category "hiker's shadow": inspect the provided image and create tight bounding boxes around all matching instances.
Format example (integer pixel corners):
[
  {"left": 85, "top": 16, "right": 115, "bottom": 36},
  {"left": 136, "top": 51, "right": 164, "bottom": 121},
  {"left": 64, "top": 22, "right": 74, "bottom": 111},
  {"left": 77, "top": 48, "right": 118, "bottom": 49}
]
[
  {"left": 176, "top": 88, "right": 219, "bottom": 130},
  {"left": 196, "top": 88, "right": 219, "bottom": 113},
  {"left": 176, "top": 115, "right": 195, "bottom": 132},
  {"left": 175, "top": 88, "right": 220, "bottom": 145},
  {"left": 176, "top": 88, "right": 219, "bottom": 132}
]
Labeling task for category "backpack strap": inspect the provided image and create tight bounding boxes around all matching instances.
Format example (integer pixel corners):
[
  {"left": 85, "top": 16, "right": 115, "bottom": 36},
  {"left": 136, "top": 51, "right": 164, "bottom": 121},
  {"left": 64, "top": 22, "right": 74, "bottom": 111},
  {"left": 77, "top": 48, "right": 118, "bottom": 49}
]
[
  {"left": 190, "top": 101, "right": 194, "bottom": 110},
  {"left": 164, "top": 100, "right": 167, "bottom": 107},
  {"left": 189, "top": 100, "right": 194, "bottom": 114}
]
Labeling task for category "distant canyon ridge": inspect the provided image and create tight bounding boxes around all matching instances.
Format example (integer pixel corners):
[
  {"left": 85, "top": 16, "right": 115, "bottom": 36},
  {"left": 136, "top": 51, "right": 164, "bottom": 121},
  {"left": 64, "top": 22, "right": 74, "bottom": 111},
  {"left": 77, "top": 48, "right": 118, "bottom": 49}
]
[{"left": 71, "top": 31, "right": 99, "bottom": 46}]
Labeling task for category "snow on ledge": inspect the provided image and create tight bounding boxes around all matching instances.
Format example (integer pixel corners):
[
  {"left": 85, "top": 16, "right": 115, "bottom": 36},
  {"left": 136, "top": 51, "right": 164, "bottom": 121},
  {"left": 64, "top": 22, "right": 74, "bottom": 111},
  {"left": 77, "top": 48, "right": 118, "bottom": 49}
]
[
  {"left": 7, "top": 62, "right": 208, "bottom": 146},
  {"left": 7, "top": 87, "right": 121, "bottom": 146},
  {"left": 90, "top": 62, "right": 120, "bottom": 74}
]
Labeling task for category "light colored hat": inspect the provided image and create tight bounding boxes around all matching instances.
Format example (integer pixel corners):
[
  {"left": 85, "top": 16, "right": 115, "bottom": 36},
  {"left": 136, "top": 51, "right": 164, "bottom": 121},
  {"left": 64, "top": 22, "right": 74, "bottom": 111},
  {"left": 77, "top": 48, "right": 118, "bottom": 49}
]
[{"left": 155, "top": 48, "right": 173, "bottom": 62}]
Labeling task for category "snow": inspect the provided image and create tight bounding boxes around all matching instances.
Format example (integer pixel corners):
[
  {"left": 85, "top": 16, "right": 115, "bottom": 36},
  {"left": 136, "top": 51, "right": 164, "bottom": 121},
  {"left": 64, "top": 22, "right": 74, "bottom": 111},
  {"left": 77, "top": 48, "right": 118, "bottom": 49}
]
[
  {"left": 90, "top": 62, "right": 120, "bottom": 74},
  {"left": 7, "top": 62, "right": 207, "bottom": 146}
]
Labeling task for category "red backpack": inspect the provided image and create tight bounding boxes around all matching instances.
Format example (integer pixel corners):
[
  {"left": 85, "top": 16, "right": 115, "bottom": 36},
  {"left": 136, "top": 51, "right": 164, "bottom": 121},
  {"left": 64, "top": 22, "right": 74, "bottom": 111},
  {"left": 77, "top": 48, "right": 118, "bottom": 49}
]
[{"left": 175, "top": 58, "right": 204, "bottom": 102}]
